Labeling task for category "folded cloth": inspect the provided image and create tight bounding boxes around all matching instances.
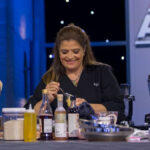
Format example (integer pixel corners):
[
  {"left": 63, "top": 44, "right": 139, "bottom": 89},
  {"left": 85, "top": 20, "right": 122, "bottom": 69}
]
[
  {"left": 78, "top": 102, "right": 95, "bottom": 120},
  {"left": 126, "top": 129, "right": 150, "bottom": 142}
]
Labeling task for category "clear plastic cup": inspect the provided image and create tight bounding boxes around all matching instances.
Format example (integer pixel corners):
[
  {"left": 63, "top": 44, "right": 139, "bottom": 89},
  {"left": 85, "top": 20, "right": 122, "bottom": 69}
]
[{"left": 97, "top": 111, "right": 118, "bottom": 125}]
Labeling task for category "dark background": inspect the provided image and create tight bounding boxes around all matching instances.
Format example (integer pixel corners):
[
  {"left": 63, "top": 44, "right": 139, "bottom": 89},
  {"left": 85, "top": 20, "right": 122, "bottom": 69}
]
[{"left": 45, "top": 0, "right": 126, "bottom": 84}]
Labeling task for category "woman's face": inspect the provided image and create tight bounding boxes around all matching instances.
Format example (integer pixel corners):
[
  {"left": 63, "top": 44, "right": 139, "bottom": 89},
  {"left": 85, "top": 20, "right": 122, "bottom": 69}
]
[{"left": 59, "top": 40, "right": 85, "bottom": 72}]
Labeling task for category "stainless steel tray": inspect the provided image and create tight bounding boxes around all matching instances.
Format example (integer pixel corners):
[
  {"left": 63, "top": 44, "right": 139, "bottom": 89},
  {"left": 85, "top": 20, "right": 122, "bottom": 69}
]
[
  {"left": 79, "top": 119, "right": 134, "bottom": 141},
  {"left": 83, "top": 130, "right": 133, "bottom": 141}
]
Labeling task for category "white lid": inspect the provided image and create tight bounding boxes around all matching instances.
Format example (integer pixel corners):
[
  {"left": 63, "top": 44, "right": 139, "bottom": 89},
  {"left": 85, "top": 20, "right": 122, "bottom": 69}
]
[
  {"left": 2, "top": 108, "right": 26, "bottom": 113},
  {"left": 25, "top": 104, "right": 35, "bottom": 113}
]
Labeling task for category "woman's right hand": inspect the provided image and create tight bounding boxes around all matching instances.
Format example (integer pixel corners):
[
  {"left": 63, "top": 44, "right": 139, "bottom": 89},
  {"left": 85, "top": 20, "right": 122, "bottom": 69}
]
[{"left": 46, "top": 81, "right": 60, "bottom": 103}]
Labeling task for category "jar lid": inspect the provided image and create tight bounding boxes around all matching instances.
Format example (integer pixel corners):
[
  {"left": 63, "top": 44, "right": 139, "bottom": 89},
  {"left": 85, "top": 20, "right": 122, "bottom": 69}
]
[{"left": 2, "top": 108, "right": 26, "bottom": 113}]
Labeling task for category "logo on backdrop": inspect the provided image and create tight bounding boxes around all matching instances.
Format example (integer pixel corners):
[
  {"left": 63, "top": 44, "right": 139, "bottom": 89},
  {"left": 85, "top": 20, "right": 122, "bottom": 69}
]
[{"left": 135, "top": 8, "right": 150, "bottom": 47}]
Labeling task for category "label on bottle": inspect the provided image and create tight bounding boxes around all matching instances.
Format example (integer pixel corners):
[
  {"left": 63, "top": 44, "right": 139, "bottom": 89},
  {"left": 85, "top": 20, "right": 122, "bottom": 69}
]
[
  {"left": 55, "top": 123, "right": 67, "bottom": 137},
  {"left": 39, "top": 115, "right": 53, "bottom": 134},
  {"left": 55, "top": 113, "right": 66, "bottom": 123},
  {"left": 55, "top": 113, "right": 67, "bottom": 137},
  {"left": 68, "top": 113, "right": 79, "bottom": 137},
  {"left": 44, "top": 119, "right": 52, "bottom": 133}
]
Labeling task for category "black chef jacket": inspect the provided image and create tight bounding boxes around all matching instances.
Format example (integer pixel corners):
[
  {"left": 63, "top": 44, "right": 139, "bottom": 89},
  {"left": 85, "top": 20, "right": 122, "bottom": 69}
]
[{"left": 25, "top": 64, "right": 125, "bottom": 123}]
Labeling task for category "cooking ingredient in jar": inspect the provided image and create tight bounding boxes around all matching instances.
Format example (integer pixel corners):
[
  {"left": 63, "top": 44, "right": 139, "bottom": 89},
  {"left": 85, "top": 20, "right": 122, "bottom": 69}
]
[{"left": 4, "top": 119, "right": 24, "bottom": 140}]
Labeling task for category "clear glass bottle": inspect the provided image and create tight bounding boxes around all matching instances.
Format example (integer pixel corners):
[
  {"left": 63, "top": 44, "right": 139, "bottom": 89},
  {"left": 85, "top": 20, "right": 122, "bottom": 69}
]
[
  {"left": 38, "top": 89, "right": 53, "bottom": 140},
  {"left": 68, "top": 95, "right": 79, "bottom": 139},
  {"left": 54, "top": 94, "right": 67, "bottom": 140}
]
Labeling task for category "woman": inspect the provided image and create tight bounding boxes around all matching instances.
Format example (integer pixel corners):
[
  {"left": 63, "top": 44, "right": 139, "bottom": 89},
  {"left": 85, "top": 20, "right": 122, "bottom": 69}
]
[{"left": 25, "top": 24, "right": 125, "bottom": 123}]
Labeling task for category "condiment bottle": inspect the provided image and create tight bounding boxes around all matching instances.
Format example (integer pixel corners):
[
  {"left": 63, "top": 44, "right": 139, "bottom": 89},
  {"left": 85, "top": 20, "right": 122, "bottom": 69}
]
[
  {"left": 68, "top": 95, "right": 79, "bottom": 139},
  {"left": 38, "top": 89, "right": 53, "bottom": 140},
  {"left": 24, "top": 104, "right": 37, "bottom": 142},
  {"left": 66, "top": 95, "right": 71, "bottom": 107},
  {"left": 54, "top": 94, "right": 67, "bottom": 140}
]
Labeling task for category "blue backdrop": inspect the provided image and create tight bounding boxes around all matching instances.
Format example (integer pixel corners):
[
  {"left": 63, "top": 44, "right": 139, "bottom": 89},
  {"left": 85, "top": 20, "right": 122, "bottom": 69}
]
[{"left": 0, "top": 0, "right": 46, "bottom": 113}]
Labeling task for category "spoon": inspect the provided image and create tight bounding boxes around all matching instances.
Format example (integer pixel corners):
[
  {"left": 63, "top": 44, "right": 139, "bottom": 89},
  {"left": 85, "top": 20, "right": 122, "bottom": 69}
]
[{"left": 59, "top": 88, "right": 72, "bottom": 97}]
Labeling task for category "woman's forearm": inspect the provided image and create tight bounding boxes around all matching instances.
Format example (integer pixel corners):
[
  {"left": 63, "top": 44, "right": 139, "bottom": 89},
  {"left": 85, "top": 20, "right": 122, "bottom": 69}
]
[
  {"left": 34, "top": 100, "right": 42, "bottom": 114},
  {"left": 90, "top": 104, "right": 107, "bottom": 113}
]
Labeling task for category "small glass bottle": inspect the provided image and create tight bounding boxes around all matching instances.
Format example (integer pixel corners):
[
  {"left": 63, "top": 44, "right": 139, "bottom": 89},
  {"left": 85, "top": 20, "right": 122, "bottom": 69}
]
[
  {"left": 24, "top": 104, "right": 37, "bottom": 142},
  {"left": 38, "top": 89, "right": 53, "bottom": 140},
  {"left": 54, "top": 94, "right": 67, "bottom": 140},
  {"left": 68, "top": 95, "right": 79, "bottom": 139}
]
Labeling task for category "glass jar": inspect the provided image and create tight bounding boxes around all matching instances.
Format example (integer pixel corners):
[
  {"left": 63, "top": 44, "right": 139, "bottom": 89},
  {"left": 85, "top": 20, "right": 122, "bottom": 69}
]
[{"left": 2, "top": 108, "right": 26, "bottom": 140}]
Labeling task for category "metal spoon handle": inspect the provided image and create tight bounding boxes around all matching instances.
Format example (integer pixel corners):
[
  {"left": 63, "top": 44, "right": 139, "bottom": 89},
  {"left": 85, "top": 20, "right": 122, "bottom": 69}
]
[
  {"left": 59, "top": 88, "right": 65, "bottom": 95},
  {"left": 59, "top": 88, "right": 72, "bottom": 97}
]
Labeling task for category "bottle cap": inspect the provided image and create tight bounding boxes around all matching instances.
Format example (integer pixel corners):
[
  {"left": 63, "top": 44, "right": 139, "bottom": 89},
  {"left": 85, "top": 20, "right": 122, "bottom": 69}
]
[
  {"left": 57, "top": 94, "right": 63, "bottom": 101},
  {"left": 42, "top": 89, "right": 48, "bottom": 94},
  {"left": 26, "top": 104, "right": 35, "bottom": 113}
]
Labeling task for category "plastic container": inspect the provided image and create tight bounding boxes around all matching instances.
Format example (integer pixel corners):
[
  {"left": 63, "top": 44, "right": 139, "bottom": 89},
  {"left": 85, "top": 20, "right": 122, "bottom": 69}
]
[
  {"left": 24, "top": 104, "right": 37, "bottom": 142},
  {"left": 2, "top": 108, "right": 26, "bottom": 140}
]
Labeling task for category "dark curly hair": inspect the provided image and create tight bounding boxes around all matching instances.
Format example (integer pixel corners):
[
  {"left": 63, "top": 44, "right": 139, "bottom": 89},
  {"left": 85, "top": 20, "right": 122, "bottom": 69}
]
[{"left": 42, "top": 24, "right": 99, "bottom": 84}]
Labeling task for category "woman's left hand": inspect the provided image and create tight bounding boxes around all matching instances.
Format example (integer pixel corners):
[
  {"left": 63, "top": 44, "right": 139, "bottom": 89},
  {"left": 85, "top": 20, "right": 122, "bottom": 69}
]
[{"left": 76, "top": 98, "right": 87, "bottom": 106}]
